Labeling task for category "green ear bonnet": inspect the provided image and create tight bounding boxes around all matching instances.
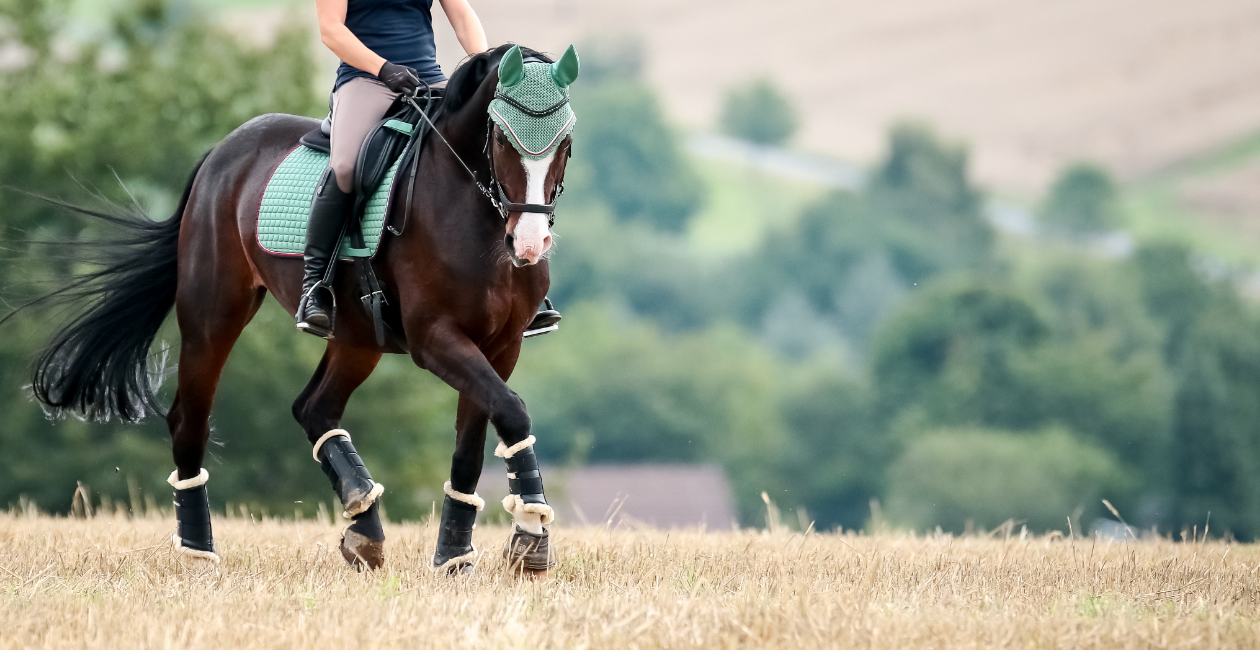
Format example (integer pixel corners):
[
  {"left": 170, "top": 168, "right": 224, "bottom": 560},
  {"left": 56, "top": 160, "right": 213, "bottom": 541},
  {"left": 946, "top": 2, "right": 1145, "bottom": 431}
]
[{"left": 490, "top": 45, "right": 580, "bottom": 161}]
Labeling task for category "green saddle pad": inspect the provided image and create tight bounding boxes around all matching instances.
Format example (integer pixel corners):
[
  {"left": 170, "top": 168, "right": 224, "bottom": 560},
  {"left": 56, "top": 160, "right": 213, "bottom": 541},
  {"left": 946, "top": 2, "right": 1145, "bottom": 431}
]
[{"left": 256, "top": 146, "right": 401, "bottom": 259}]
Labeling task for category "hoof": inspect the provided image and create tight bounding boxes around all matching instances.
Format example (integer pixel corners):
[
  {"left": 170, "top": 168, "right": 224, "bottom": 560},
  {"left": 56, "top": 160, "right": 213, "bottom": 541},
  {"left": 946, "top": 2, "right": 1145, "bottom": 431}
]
[
  {"left": 340, "top": 529, "right": 385, "bottom": 570},
  {"left": 504, "top": 526, "right": 555, "bottom": 574}
]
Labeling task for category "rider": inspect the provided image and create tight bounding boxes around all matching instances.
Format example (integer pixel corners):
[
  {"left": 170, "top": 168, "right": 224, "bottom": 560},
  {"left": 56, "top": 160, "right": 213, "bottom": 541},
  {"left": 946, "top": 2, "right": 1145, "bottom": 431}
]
[{"left": 300, "top": 0, "right": 561, "bottom": 338}]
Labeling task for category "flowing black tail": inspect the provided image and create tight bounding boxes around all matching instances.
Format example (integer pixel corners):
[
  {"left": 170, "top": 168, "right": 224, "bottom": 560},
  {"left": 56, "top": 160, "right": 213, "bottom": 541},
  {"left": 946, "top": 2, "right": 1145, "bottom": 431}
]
[{"left": 18, "top": 154, "right": 208, "bottom": 422}]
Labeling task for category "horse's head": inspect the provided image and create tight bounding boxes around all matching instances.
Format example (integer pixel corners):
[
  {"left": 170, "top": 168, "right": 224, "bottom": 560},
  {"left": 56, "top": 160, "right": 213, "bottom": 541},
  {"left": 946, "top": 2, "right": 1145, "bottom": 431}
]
[{"left": 488, "top": 45, "right": 578, "bottom": 267}]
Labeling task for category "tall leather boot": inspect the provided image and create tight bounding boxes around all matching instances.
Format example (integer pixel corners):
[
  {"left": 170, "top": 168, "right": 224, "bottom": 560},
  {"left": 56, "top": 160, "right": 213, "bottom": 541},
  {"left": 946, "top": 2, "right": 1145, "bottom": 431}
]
[{"left": 296, "top": 169, "right": 353, "bottom": 339}]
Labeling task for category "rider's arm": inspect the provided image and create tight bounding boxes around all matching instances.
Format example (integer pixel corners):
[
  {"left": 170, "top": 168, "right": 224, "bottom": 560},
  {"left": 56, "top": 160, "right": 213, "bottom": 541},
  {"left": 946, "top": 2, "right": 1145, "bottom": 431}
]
[
  {"left": 316, "top": 0, "right": 387, "bottom": 76},
  {"left": 439, "top": 0, "right": 489, "bottom": 55}
]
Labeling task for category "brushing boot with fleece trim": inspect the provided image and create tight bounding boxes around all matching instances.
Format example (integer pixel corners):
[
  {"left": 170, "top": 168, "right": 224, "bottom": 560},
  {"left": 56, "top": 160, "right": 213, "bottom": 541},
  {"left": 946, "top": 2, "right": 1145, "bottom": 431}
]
[
  {"left": 496, "top": 436, "right": 556, "bottom": 573},
  {"left": 168, "top": 469, "right": 219, "bottom": 563},
  {"left": 433, "top": 483, "right": 484, "bottom": 574},
  {"left": 313, "top": 430, "right": 387, "bottom": 570},
  {"left": 313, "top": 429, "right": 384, "bottom": 518}
]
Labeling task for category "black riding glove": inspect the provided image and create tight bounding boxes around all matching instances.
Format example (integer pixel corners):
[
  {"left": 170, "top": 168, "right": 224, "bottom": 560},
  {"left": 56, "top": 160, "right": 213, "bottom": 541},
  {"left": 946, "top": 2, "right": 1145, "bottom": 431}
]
[{"left": 377, "top": 61, "right": 420, "bottom": 96}]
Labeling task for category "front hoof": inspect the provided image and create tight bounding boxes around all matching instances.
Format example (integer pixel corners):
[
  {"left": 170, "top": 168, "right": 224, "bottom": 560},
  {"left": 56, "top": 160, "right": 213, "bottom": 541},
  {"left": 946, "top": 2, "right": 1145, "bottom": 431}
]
[
  {"left": 340, "top": 529, "right": 385, "bottom": 570},
  {"left": 504, "top": 526, "right": 555, "bottom": 575}
]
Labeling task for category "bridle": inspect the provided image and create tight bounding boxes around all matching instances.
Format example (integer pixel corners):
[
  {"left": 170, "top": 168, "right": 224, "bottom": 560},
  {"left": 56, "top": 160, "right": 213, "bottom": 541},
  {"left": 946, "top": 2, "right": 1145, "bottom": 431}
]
[{"left": 404, "top": 83, "right": 567, "bottom": 227}]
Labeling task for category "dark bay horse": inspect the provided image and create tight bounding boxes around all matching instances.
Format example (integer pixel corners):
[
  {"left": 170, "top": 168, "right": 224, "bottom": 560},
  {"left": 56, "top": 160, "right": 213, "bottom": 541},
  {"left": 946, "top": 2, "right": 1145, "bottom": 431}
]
[{"left": 24, "top": 44, "right": 573, "bottom": 574}]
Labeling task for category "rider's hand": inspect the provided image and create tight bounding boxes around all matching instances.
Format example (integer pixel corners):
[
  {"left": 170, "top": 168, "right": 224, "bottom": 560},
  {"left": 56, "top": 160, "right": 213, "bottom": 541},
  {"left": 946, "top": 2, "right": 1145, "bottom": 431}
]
[{"left": 377, "top": 61, "right": 420, "bottom": 96}]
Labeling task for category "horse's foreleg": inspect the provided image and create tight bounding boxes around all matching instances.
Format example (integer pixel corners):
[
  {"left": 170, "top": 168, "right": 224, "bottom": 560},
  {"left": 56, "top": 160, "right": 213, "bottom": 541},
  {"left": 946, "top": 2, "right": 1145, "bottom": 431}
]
[
  {"left": 293, "top": 342, "right": 385, "bottom": 570},
  {"left": 432, "top": 394, "right": 490, "bottom": 573},
  {"left": 415, "top": 333, "right": 554, "bottom": 575}
]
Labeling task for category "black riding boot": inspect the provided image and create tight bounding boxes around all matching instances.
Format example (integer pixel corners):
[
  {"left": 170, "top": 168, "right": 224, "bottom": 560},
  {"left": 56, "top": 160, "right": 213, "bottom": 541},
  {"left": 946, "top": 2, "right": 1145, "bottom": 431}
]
[{"left": 296, "top": 169, "right": 353, "bottom": 339}]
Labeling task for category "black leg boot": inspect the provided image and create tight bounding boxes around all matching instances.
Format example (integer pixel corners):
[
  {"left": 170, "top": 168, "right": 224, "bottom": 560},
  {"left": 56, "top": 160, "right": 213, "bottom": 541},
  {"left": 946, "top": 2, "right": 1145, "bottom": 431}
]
[
  {"left": 296, "top": 168, "right": 353, "bottom": 339},
  {"left": 496, "top": 437, "right": 556, "bottom": 573},
  {"left": 433, "top": 482, "right": 484, "bottom": 574},
  {"left": 168, "top": 469, "right": 219, "bottom": 563},
  {"left": 314, "top": 429, "right": 383, "bottom": 518},
  {"left": 341, "top": 501, "right": 386, "bottom": 571},
  {"left": 314, "top": 429, "right": 387, "bottom": 570}
]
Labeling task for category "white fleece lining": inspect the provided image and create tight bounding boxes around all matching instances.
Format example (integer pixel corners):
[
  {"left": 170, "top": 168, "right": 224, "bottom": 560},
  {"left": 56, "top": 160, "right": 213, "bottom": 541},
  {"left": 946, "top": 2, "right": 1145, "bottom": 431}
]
[
  {"left": 311, "top": 429, "right": 351, "bottom": 462},
  {"left": 433, "top": 546, "right": 478, "bottom": 573},
  {"left": 502, "top": 495, "right": 554, "bottom": 525},
  {"left": 494, "top": 435, "right": 537, "bottom": 459},
  {"left": 166, "top": 468, "right": 209, "bottom": 490},
  {"left": 171, "top": 535, "right": 220, "bottom": 563},
  {"left": 443, "top": 481, "right": 485, "bottom": 510},
  {"left": 342, "top": 482, "right": 385, "bottom": 519}
]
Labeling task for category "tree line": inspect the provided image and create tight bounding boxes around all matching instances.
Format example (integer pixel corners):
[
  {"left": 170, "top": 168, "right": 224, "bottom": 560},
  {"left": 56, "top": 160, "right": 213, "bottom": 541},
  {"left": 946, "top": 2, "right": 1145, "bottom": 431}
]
[{"left": 3, "top": 0, "right": 1259, "bottom": 539}]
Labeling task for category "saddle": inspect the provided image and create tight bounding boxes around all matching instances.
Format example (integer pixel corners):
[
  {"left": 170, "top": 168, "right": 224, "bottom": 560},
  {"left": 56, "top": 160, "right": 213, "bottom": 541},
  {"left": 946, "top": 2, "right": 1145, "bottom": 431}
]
[{"left": 257, "top": 89, "right": 444, "bottom": 347}]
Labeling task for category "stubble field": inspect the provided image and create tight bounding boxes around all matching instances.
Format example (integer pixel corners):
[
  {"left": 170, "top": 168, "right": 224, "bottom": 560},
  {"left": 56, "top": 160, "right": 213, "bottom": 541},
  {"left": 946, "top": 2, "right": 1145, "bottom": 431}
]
[{"left": 0, "top": 511, "right": 1255, "bottom": 649}]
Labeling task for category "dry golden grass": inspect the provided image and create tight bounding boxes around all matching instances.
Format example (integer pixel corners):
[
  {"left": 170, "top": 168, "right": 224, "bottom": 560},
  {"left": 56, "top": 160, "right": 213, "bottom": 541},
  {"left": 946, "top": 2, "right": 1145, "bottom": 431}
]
[{"left": 1, "top": 509, "right": 1257, "bottom": 649}]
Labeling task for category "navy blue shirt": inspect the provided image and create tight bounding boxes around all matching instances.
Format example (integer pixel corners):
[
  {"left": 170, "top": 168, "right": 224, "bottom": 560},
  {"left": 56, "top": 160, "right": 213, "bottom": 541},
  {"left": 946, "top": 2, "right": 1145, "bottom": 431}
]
[{"left": 334, "top": 0, "right": 446, "bottom": 91}]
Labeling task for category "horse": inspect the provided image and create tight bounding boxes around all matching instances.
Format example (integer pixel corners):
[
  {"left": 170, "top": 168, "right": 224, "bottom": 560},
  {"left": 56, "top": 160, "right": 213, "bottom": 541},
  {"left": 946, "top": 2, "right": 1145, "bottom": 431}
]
[{"left": 21, "top": 43, "right": 576, "bottom": 574}]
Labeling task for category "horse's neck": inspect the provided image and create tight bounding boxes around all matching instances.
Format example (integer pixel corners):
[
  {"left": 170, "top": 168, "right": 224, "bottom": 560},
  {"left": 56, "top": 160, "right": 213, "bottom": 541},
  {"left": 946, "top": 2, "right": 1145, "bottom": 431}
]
[{"left": 410, "top": 103, "right": 503, "bottom": 266}]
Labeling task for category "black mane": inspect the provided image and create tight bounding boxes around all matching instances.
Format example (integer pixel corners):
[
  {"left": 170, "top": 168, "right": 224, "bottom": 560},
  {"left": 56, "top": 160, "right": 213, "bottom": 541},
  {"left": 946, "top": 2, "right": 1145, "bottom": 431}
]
[{"left": 444, "top": 44, "right": 553, "bottom": 114}]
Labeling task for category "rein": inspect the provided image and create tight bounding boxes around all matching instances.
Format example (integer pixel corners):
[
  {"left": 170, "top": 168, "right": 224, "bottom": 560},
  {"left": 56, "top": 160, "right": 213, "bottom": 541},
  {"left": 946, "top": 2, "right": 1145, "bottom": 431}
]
[{"left": 403, "top": 92, "right": 563, "bottom": 225}]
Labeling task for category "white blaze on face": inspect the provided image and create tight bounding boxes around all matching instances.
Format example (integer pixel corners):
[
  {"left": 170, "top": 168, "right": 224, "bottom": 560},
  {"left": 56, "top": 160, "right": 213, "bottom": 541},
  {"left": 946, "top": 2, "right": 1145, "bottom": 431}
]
[{"left": 511, "top": 151, "right": 556, "bottom": 265}]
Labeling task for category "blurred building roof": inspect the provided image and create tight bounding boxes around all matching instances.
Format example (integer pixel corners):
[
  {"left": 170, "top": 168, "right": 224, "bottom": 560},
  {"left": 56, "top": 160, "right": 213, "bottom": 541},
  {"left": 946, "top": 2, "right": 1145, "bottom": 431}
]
[
  {"left": 479, "top": 463, "right": 737, "bottom": 530},
  {"left": 550, "top": 464, "right": 737, "bottom": 529}
]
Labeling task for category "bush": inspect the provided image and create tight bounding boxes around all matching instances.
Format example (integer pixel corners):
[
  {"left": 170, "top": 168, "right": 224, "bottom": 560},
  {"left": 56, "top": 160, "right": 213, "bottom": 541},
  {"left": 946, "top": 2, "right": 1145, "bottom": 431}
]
[
  {"left": 719, "top": 78, "right": 798, "bottom": 146},
  {"left": 1041, "top": 163, "right": 1121, "bottom": 235},
  {"left": 886, "top": 427, "right": 1133, "bottom": 533}
]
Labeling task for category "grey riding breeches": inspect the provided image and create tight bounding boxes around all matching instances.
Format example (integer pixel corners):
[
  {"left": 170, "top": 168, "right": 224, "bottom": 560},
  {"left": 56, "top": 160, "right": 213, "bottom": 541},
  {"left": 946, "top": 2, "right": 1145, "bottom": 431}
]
[{"left": 329, "top": 77, "right": 446, "bottom": 193}]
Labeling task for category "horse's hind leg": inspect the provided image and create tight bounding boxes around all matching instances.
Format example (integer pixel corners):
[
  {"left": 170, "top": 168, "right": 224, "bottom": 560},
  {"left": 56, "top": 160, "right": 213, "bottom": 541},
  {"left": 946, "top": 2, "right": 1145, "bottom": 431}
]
[
  {"left": 292, "top": 343, "right": 384, "bottom": 570},
  {"left": 166, "top": 276, "right": 265, "bottom": 564}
]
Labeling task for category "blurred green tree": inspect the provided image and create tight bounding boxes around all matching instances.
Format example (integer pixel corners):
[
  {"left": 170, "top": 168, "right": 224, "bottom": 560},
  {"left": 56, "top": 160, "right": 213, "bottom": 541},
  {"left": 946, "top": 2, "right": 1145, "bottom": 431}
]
[
  {"left": 719, "top": 78, "right": 798, "bottom": 147},
  {"left": 513, "top": 301, "right": 790, "bottom": 523},
  {"left": 1132, "top": 243, "right": 1260, "bottom": 538},
  {"left": 565, "top": 38, "right": 704, "bottom": 232},
  {"left": 1041, "top": 163, "right": 1121, "bottom": 235},
  {"left": 885, "top": 427, "right": 1133, "bottom": 534},
  {"left": 736, "top": 124, "right": 993, "bottom": 355},
  {"left": 0, "top": 0, "right": 323, "bottom": 238}
]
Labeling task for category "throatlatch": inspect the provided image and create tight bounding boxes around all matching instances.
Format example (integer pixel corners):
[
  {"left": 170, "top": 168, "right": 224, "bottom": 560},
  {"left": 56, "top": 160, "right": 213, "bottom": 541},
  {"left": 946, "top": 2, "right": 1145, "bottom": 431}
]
[
  {"left": 168, "top": 469, "right": 219, "bottom": 563},
  {"left": 312, "top": 429, "right": 384, "bottom": 518},
  {"left": 496, "top": 436, "right": 556, "bottom": 572},
  {"left": 433, "top": 481, "right": 484, "bottom": 573}
]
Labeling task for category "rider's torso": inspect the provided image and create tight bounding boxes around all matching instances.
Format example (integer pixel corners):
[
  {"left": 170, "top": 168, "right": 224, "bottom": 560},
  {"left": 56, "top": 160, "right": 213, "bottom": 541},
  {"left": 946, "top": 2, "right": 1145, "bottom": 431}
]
[{"left": 335, "top": 0, "right": 446, "bottom": 91}]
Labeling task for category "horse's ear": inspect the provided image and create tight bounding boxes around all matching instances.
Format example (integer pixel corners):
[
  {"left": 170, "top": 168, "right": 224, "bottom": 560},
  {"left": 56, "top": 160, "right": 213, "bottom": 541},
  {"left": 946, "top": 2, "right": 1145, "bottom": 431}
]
[
  {"left": 499, "top": 45, "right": 525, "bottom": 87},
  {"left": 551, "top": 45, "right": 579, "bottom": 88}
]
